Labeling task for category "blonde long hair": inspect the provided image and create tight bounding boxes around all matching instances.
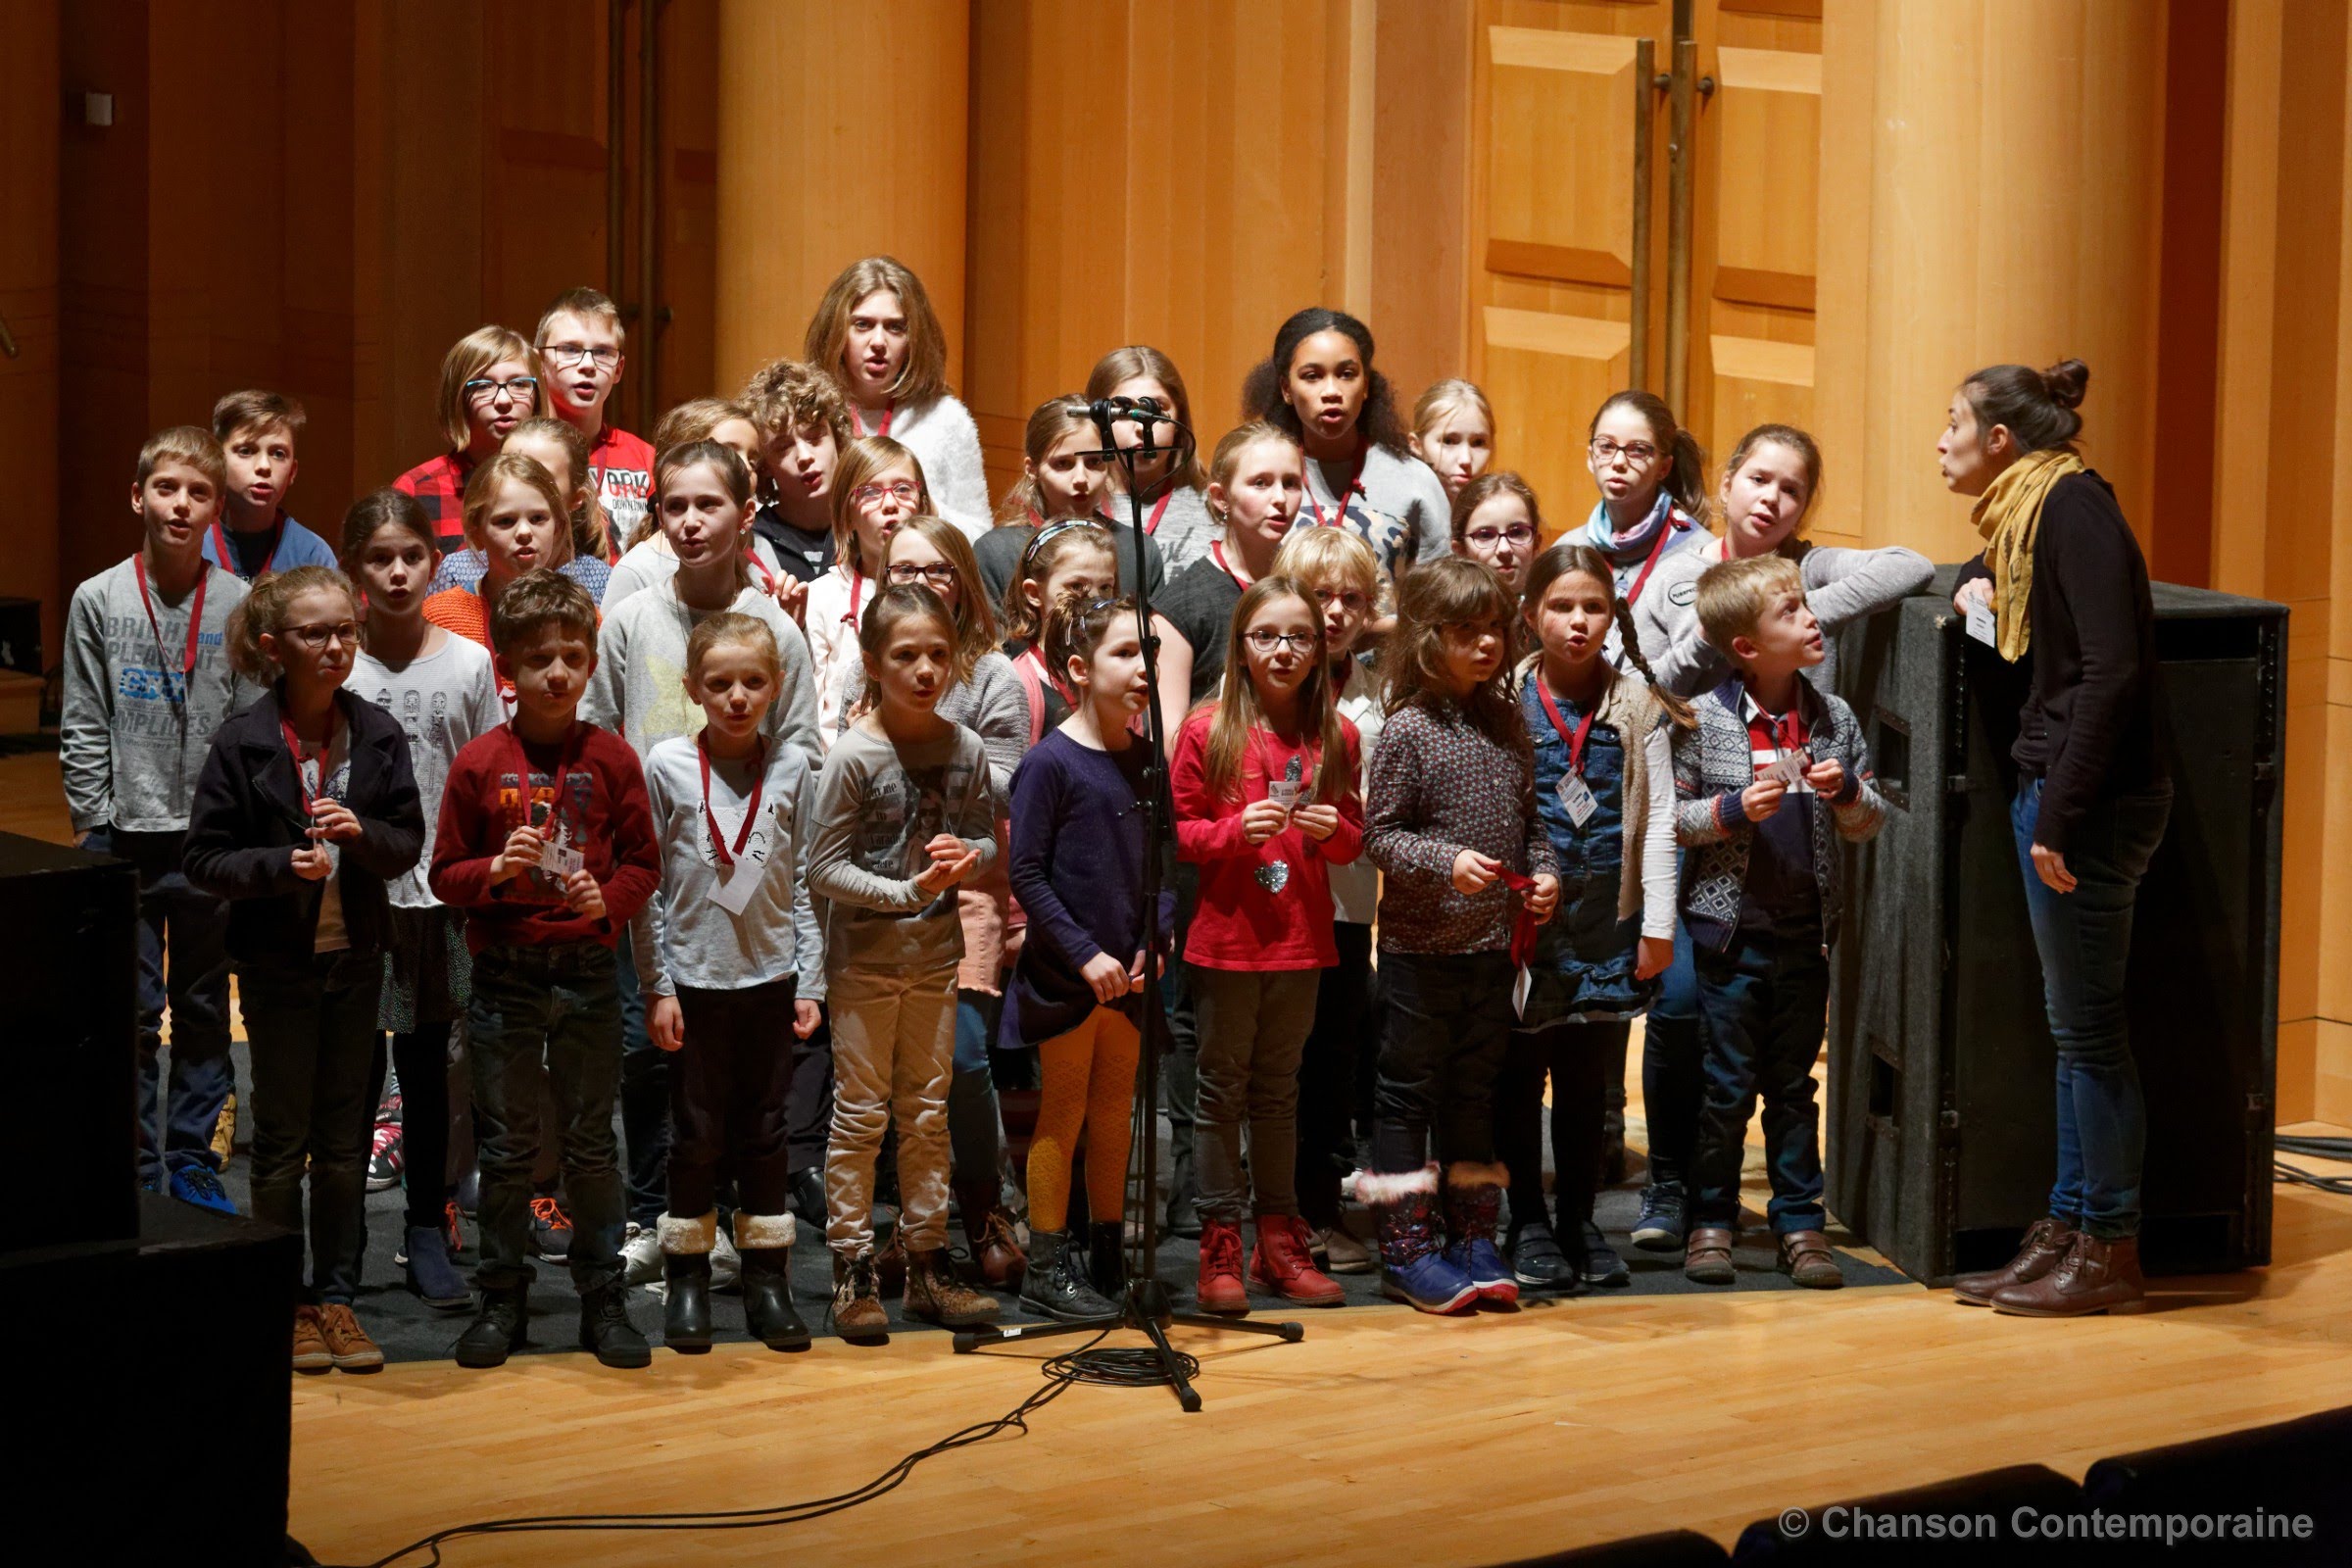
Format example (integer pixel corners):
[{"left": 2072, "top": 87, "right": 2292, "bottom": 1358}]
[{"left": 1200, "top": 575, "right": 1349, "bottom": 808}]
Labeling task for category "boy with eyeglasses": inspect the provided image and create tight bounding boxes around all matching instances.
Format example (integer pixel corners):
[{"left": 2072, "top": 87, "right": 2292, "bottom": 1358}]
[
  {"left": 61, "top": 427, "right": 252, "bottom": 1212},
  {"left": 536, "top": 287, "right": 653, "bottom": 563}
]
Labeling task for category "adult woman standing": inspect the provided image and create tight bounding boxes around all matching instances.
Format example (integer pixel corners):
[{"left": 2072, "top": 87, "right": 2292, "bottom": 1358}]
[
  {"left": 804, "top": 257, "right": 992, "bottom": 540},
  {"left": 1939, "top": 359, "right": 2170, "bottom": 1318}
]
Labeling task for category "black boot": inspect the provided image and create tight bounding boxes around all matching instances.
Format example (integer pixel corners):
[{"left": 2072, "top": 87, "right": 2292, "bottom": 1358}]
[
  {"left": 735, "top": 1211, "right": 810, "bottom": 1349},
  {"left": 663, "top": 1252, "right": 711, "bottom": 1351},
  {"left": 1017, "top": 1228, "right": 1114, "bottom": 1321},
  {"left": 579, "top": 1282, "right": 652, "bottom": 1369},
  {"left": 1087, "top": 1220, "right": 1127, "bottom": 1301},
  {"left": 453, "top": 1283, "right": 527, "bottom": 1369},
  {"left": 1166, "top": 1145, "right": 1201, "bottom": 1239}
]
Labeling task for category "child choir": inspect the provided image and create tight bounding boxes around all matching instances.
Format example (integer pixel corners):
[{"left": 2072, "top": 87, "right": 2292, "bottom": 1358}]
[{"left": 68, "top": 262, "right": 1950, "bottom": 1372}]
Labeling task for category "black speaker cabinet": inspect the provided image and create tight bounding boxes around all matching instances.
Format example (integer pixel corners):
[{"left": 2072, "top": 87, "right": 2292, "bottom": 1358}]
[
  {"left": 1828, "top": 568, "right": 2283, "bottom": 1284},
  {"left": 0, "top": 831, "right": 141, "bottom": 1252}
]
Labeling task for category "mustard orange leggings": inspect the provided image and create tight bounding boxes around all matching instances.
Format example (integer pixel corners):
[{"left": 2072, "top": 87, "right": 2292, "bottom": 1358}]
[{"left": 1025, "top": 1005, "right": 1142, "bottom": 1234}]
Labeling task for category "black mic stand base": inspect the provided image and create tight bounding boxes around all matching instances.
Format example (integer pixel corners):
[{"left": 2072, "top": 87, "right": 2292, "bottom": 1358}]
[{"left": 952, "top": 1278, "right": 1304, "bottom": 1414}]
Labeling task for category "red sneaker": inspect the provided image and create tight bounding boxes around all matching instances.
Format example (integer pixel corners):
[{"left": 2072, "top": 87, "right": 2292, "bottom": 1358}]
[
  {"left": 1196, "top": 1221, "right": 1249, "bottom": 1315},
  {"left": 1248, "top": 1214, "right": 1346, "bottom": 1306}
]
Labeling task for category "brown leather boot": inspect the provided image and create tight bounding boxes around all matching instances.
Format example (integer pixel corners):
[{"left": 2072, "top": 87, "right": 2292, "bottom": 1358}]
[
  {"left": 902, "top": 1247, "right": 1002, "bottom": 1328},
  {"left": 1778, "top": 1230, "right": 1843, "bottom": 1290},
  {"left": 1684, "top": 1225, "right": 1737, "bottom": 1285},
  {"left": 1951, "top": 1217, "right": 2076, "bottom": 1306},
  {"left": 1990, "top": 1232, "right": 2146, "bottom": 1317}
]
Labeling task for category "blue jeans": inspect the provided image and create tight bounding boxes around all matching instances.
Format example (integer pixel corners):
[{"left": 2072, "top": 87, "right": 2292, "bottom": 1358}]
[
  {"left": 94, "top": 829, "right": 234, "bottom": 1185},
  {"left": 2012, "top": 777, "right": 2172, "bottom": 1240},
  {"left": 240, "top": 951, "right": 380, "bottom": 1303},
  {"left": 949, "top": 990, "right": 1004, "bottom": 1207},
  {"left": 468, "top": 943, "right": 625, "bottom": 1294},
  {"left": 1690, "top": 931, "right": 1830, "bottom": 1234},
  {"left": 1640, "top": 919, "right": 1704, "bottom": 1185}
]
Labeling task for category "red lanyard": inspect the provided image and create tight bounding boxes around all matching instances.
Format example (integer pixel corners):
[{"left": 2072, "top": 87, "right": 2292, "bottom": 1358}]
[
  {"left": 132, "top": 554, "right": 210, "bottom": 703},
  {"left": 279, "top": 702, "right": 341, "bottom": 813},
  {"left": 844, "top": 569, "right": 869, "bottom": 625},
  {"left": 746, "top": 546, "right": 776, "bottom": 595},
  {"left": 696, "top": 733, "right": 767, "bottom": 869},
  {"left": 856, "top": 401, "right": 896, "bottom": 438},
  {"left": 1624, "top": 519, "right": 1677, "bottom": 605},
  {"left": 211, "top": 514, "right": 285, "bottom": 579},
  {"left": 1534, "top": 674, "right": 1599, "bottom": 777},
  {"left": 1016, "top": 643, "right": 1077, "bottom": 710},
  {"left": 504, "top": 720, "right": 585, "bottom": 830},
  {"left": 1209, "top": 541, "right": 1250, "bottom": 589},
  {"left": 1494, "top": 866, "right": 1542, "bottom": 969},
  {"left": 1143, "top": 489, "right": 1173, "bottom": 536},
  {"left": 1305, "top": 440, "right": 1368, "bottom": 529}
]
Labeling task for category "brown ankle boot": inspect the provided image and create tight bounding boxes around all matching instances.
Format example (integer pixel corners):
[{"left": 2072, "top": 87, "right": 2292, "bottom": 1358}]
[
  {"left": 1990, "top": 1232, "right": 2146, "bottom": 1317},
  {"left": 902, "top": 1247, "right": 1001, "bottom": 1328},
  {"left": 1951, "top": 1217, "right": 2076, "bottom": 1305}
]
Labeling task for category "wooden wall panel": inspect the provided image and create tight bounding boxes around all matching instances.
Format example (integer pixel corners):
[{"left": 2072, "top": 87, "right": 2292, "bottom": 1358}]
[{"left": 0, "top": 0, "right": 62, "bottom": 647}]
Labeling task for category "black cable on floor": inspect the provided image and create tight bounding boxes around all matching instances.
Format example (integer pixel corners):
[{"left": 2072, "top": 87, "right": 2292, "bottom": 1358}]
[{"left": 333, "top": 1329, "right": 1111, "bottom": 1568}]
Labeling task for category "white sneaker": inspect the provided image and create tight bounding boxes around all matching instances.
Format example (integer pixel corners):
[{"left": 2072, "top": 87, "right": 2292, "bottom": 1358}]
[
  {"left": 711, "top": 1226, "right": 742, "bottom": 1291},
  {"left": 620, "top": 1221, "right": 663, "bottom": 1286}
]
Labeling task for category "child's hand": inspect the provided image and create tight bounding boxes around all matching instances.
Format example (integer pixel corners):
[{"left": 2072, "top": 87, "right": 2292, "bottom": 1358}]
[
  {"left": 290, "top": 843, "right": 333, "bottom": 882},
  {"left": 1451, "top": 849, "right": 1501, "bottom": 895},
  {"left": 792, "top": 998, "right": 822, "bottom": 1039},
  {"left": 1525, "top": 872, "right": 1560, "bottom": 922},
  {"left": 309, "top": 798, "right": 362, "bottom": 843},
  {"left": 1291, "top": 803, "right": 1340, "bottom": 842},
  {"left": 649, "top": 995, "right": 685, "bottom": 1053},
  {"left": 1741, "top": 777, "right": 1788, "bottom": 821},
  {"left": 1637, "top": 934, "right": 1674, "bottom": 980},
  {"left": 1241, "top": 798, "right": 1291, "bottom": 845},
  {"left": 914, "top": 836, "right": 979, "bottom": 893},
  {"left": 563, "top": 868, "right": 606, "bottom": 920},
  {"left": 1129, "top": 948, "right": 1159, "bottom": 988},
  {"left": 775, "top": 574, "right": 809, "bottom": 624},
  {"left": 491, "top": 823, "right": 544, "bottom": 883},
  {"left": 1804, "top": 757, "right": 1845, "bottom": 799},
  {"left": 1081, "top": 952, "right": 1133, "bottom": 1004}
]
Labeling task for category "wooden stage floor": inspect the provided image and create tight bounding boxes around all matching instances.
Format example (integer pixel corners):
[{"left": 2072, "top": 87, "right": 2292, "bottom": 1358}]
[{"left": 4, "top": 753, "right": 2346, "bottom": 1564}]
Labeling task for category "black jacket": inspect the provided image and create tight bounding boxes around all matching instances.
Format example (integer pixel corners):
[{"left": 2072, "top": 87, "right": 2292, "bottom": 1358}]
[
  {"left": 184, "top": 686, "right": 424, "bottom": 965},
  {"left": 1956, "top": 469, "right": 2166, "bottom": 853}
]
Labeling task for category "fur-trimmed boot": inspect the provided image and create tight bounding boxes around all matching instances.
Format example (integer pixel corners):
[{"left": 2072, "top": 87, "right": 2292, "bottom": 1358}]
[
  {"left": 660, "top": 1211, "right": 715, "bottom": 1352},
  {"left": 1443, "top": 1162, "right": 1519, "bottom": 1307},
  {"left": 735, "top": 1210, "right": 810, "bottom": 1350},
  {"left": 1362, "top": 1165, "right": 1476, "bottom": 1315}
]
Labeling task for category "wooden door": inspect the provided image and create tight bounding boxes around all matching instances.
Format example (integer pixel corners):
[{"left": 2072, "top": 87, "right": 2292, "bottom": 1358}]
[{"left": 1472, "top": 0, "right": 1825, "bottom": 537}]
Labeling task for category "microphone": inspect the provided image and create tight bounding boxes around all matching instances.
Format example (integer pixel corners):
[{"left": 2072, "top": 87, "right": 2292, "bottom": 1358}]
[{"left": 1088, "top": 396, "right": 1170, "bottom": 461}]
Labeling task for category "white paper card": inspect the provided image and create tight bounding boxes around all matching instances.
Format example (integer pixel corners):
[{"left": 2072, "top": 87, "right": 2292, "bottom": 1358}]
[
  {"left": 1266, "top": 779, "right": 1302, "bottom": 810},
  {"left": 1557, "top": 771, "right": 1597, "bottom": 827},
  {"left": 1511, "top": 963, "right": 1532, "bottom": 1020},
  {"left": 708, "top": 808, "right": 772, "bottom": 917},
  {"left": 1767, "top": 752, "right": 1813, "bottom": 795},
  {"left": 1966, "top": 603, "right": 1998, "bottom": 647},
  {"left": 537, "top": 823, "right": 584, "bottom": 881}
]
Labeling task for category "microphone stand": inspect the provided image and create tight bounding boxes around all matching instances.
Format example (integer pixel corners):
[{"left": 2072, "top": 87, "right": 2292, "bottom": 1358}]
[{"left": 951, "top": 403, "right": 1303, "bottom": 1410}]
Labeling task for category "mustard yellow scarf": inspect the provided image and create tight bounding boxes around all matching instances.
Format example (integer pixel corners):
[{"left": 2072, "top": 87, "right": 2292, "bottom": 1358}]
[{"left": 1970, "top": 448, "right": 2084, "bottom": 662}]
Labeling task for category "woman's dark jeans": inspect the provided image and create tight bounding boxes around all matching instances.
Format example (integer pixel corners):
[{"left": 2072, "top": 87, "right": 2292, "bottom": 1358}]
[{"left": 2012, "top": 777, "right": 2172, "bottom": 1240}]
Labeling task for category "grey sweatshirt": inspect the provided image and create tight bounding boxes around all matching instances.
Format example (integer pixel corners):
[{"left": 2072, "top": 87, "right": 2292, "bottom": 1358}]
[
  {"left": 1634, "top": 542, "right": 1936, "bottom": 698},
  {"left": 1305, "top": 443, "right": 1454, "bottom": 580},
  {"left": 828, "top": 649, "right": 1031, "bottom": 798},
  {"left": 807, "top": 721, "right": 998, "bottom": 974},
  {"left": 61, "top": 557, "right": 252, "bottom": 835},
  {"left": 582, "top": 581, "right": 822, "bottom": 764},
  {"left": 633, "top": 734, "right": 825, "bottom": 1000}
]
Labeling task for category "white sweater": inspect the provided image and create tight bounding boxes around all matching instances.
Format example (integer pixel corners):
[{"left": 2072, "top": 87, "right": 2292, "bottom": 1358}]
[
  {"left": 804, "top": 564, "right": 874, "bottom": 749},
  {"left": 875, "top": 393, "right": 992, "bottom": 542}
]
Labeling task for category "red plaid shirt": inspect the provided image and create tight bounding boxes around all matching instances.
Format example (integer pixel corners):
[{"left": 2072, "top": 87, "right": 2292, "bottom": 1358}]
[
  {"left": 589, "top": 424, "right": 654, "bottom": 562},
  {"left": 393, "top": 452, "right": 477, "bottom": 552},
  {"left": 1740, "top": 686, "right": 1810, "bottom": 784}
]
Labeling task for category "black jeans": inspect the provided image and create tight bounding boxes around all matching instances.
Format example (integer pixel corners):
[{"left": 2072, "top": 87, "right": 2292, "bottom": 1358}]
[
  {"left": 96, "top": 828, "right": 234, "bottom": 1185},
  {"left": 240, "top": 950, "right": 381, "bottom": 1304},
  {"left": 668, "top": 977, "right": 800, "bottom": 1219},
  {"left": 1296, "top": 921, "right": 1373, "bottom": 1227},
  {"left": 615, "top": 953, "right": 668, "bottom": 1229},
  {"left": 1495, "top": 1020, "right": 1623, "bottom": 1236},
  {"left": 1372, "top": 950, "right": 1515, "bottom": 1174},
  {"left": 468, "top": 943, "right": 625, "bottom": 1294},
  {"left": 1689, "top": 930, "right": 1831, "bottom": 1234},
  {"left": 786, "top": 1010, "right": 834, "bottom": 1174},
  {"left": 368, "top": 1022, "right": 456, "bottom": 1233}
]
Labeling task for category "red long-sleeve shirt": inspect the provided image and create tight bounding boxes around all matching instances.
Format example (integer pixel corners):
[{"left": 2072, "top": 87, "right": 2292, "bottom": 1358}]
[
  {"left": 427, "top": 719, "right": 660, "bottom": 951},
  {"left": 1171, "top": 708, "right": 1362, "bottom": 971}
]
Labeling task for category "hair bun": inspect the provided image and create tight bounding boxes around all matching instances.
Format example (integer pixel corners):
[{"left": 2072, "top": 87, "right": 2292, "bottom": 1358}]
[{"left": 2040, "top": 359, "right": 2089, "bottom": 411}]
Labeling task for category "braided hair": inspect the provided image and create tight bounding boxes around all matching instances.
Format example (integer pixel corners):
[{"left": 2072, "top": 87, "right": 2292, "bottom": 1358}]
[{"left": 1522, "top": 541, "right": 1693, "bottom": 730}]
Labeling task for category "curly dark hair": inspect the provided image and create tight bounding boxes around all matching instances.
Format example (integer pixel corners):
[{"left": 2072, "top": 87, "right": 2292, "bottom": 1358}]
[{"left": 1239, "top": 308, "right": 1410, "bottom": 458}]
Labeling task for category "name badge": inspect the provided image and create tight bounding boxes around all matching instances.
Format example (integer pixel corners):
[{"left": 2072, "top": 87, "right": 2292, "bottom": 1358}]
[
  {"left": 1557, "top": 771, "right": 1597, "bottom": 827},
  {"left": 537, "top": 823, "right": 585, "bottom": 880},
  {"left": 1966, "top": 602, "right": 1998, "bottom": 647},
  {"left": 709, "top": 808, "right": 773, "bottom": 916},
  {"left": 1765, "top": 751, "right": 1813, "bottom": 795},
  {"left": 1266, "top": 778, "right": 1302, "bottom": 810}
]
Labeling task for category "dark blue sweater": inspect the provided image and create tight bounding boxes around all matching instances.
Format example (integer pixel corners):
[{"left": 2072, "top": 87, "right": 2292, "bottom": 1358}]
[{"left": 1007, "top": 729, "right": 1175, "bottom": 1045}]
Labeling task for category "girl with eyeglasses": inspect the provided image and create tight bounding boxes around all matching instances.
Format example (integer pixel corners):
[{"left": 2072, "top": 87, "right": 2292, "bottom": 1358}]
[
  {"left": 976, "top": 395, "right": 1167, "bottom": 613},
  {"left": 1451, "top": 471, "right": 1543, "bottom": 601},
  {"left": 1580, "top": 391, "right": 1712, "bottom": 625},
  {"left": 187, "top": 564, "right": 425, "bottom": 1374},
  {"left": 803, "top": 257, "right": 991, "bottom": 540},
  {"left": 1172, "top": 574, "right": 1362, "bottom": 1315},
  {"left": 804, "top": 436, "right": 931, "bottom": 749},
  {"left": 395, "top": 326, "right": 548, "bottom": 553}
]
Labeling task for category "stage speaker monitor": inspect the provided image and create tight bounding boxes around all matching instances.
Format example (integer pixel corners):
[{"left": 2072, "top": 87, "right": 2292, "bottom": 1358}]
[
  {"left": 1827, "top": 569, "right": 2282, "bottom": 1284},
  {"left": 1, "top": 831, "right": 140, "bottom": 1252}
]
